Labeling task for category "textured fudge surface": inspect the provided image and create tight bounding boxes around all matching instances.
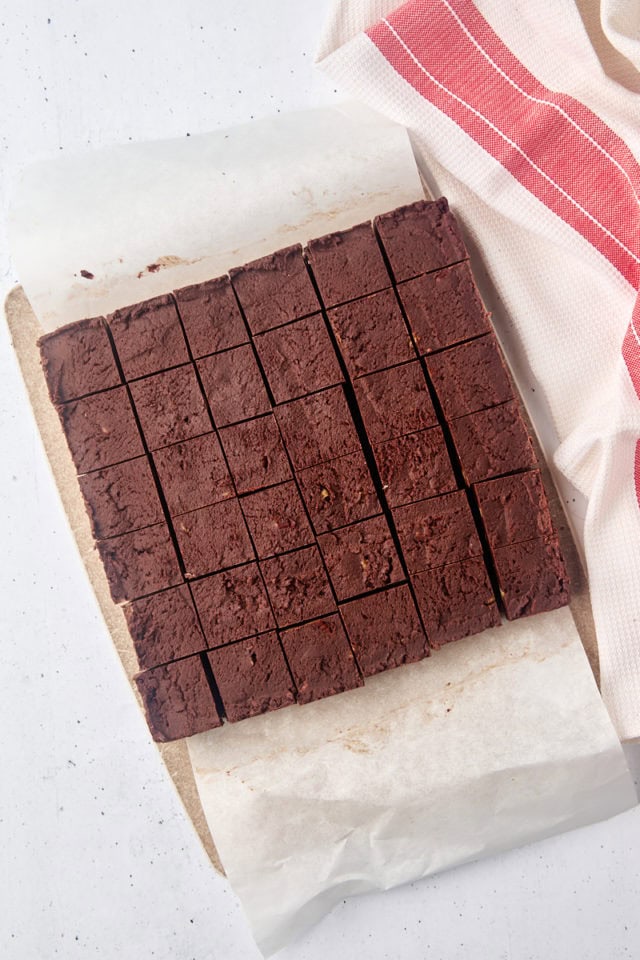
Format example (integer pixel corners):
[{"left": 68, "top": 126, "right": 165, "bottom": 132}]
[
  {"left": 297, "top": 450, "right": 380, "bottom": 534},
  {"left": 426, "top": 333, "right": 514, "bottom": 420},
  {"left": 318, "top": 515, "right": 401, "bottom": 601},
  {"left": 191, "top": 562, "right": 274, "bottom": 647},
  {"left": 219, "top": 415, "right": 291, "bottom": 494},
  {"left": 375, "top": 426, "right": 458, "bottom": 507},
  {"left": 135, "top": 655, "right": 221, "bottom": 742},
  {"left": 174, "top": 275, "right": 248, "bottom": 358},
  {"left": 375, "top": 198, "right": 468, "bottom": 282},
  {"left": 97, "top": 522, "right": 182, "bottom": 603},
  {"left": 152, "top": 432, "right": 233, "bottom": 517},
  {"left": 78, "top": 455, "right": 162, "bottom": 540},
  {"left": 354, "top": 361, "right": 438, "bottom": 444},
  {"left": 474, "top": 469, "right": 554, "bottom": 551},
  {"left": 254, "top": 313, "right": 343, "bottom": 403},
  {"left": 197, "top": 344, "right": 270, "bottom": 427},
  {"left": 125, "top": 584, "right": 206, "bottom": 670},
  {"left": 413, "top": 558, "right": 501, "bottom": 648},
  {"left": 280, "top": 614, "right": 362, "bottom": 704},
  {"left": 230, "top": 244, "right": 319, "bottom": 333},
  {"left": 328, "top": 288, "right": 415, "bottom": 378},
  {"left": 208, "top": 633, "right": 296, "bottom": 722},
  {"left": 108, "top": 294, "right": 189, "bottom": 380},
  {"left": 394, "top": 490, "right": 482, "bottom": 573},
  {"left": 398, "top": 261, "right": 490, "bottom": 354},
  {"left": 39, "top": 316, "right": 120, "bottom": 403},
  {"left": 261, "top": 545, "right": 336, "bottom": 627},
  {"left": 493, "top": 537, "right": 570, "bottom": 620},
  {"left": 451, "top": 400, "right": 537, "bottom": 485},
  {"left": 241, "top": 481, "right": 314, "bottom": 558},
  {"left": 305, "top": 221, "right": 391, "bottom": 307},
  {"left": 275, "top": 386, "right": 361, "bottom": 471},
  {"left": 129, "top": 364, "right": 211, "bottom": 451},
  {"left": 58, "top": 386, "right": 143, "bottom": 474},
  {"left": 341, "top": 584, "right": 428, "bottom": 677},
  {"left": 174, "top": 498, "right": 254, "bottom": 578}
]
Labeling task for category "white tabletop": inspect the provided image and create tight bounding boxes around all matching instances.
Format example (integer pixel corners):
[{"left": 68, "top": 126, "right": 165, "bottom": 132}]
[{"left": 1, "top": 2, "right": 639, "bottom": 957}]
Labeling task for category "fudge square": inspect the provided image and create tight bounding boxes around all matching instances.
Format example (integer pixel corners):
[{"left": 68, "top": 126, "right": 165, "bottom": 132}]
[
  {"left": 354, "top": 360, "right": 438, "bottom": 445},
  {"left": 327, "top": 288, "right": 415, "bottom": 379},
  {"left": 124, "top": 583, "right": 206, "bottom": 670},
  {"left": 152, "top": 432, "right": 233, "bottom": 517},
  {"left": 426, "top": 333, "right": 514, "bottom": 420},
  {"left": 219, "top": 414, "right": 291, "bottom": 494},
  {"left": 492, "top": 537, "right": 571, "bottom": 620},
  {"left": 297, "top": 449, "right": 380, "bottom": 534},
  {"left": 135, "top": 654, "right": 222, "bottom": 742},
  {"left": 280, "top": 614, "right": 362, "bottom": 704},
  {"left": 78, "top": 455, "right": 163, "bottom": 540},
  {"left": 129, "top": 364, "right": 211, "bottom": 451},
  {"left": 260, "top": 545, "right": 335, "bottom": 627},
  {"left": 174, "top": 498, "right": 254, "bottom": 578},
  {"left": 230, "top": 244, "right": 319, "bottom": 334},
  {"left": 450, "top": 400, "right": 537, "bottom": 485},
  {"left": 305, "top": 220, "right": 390, "bottom": 307},
  {"left": 240, "top": 481, "right": 314, "bottom": 558},
  {"left": 397, "top": 260, "right": 491, "bottom": 355},
  {"left": 57, "top": 386, "right": 143, "bottom": 474},
  {"left": 412, "top": 557, "right": 500, "bottom": 648},
  {"left": 374, "top": 198, "right": 468, "bottom": 282},
  {"left": 253, "top": 314, "right": 343, "bottom": 403},
  {"left": 197, "top": 344, "right": 270, "bottom": 427},
  {"left": 275, "top": 386, "right": 361, "bottom": 471},
  {"left": 108, "top": 294, "right": 189, "bottom": 380},
  {"left": 39, "top": 316, "right": 120, "bottom": 404},
  {"left": 97, "top": 522, "right": 182, "bottom": 603},
  {"left": 374, "top": 426, "right": 458, "bottom": 508},
  {"left": 340, "top": 584, "right": 428, "bottom": 677},
  {"left": 190, "top": 562, "right": 275, "bottom": 647},
  {"left": 393, "top": 490, "right": 482, "bottom": 574},
  {"left": 208, "top": 633, "right": 296, "bottom": 722},
  {"left": 174, "top": 275, "right": 248, "bottom": 358},
  {"left": 318, "top": 515, "right": 402, "bottom": 601},
  {"left": 474, "top": 469, "right": 554, "bottom": 552}
]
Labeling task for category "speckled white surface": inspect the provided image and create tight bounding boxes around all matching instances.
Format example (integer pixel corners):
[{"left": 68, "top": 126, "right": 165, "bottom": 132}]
[{"left": 1, "top": 2, "right": 639, "bottom": 958}]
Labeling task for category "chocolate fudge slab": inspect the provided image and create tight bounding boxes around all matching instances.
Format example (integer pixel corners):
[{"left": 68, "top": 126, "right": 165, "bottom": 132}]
[
  {"left": 374, "top": 197, "right": 468, "bottom": 282},
  {"left": 108, "top": 294, "right": 189, "bottom": 380},
  {"left": 197, "top": 344, "right": 270, "bottom": 427},
  {"left": 191, "top": 562, "right": 275, "bottom": 647},
  {"left": 135, "top": 655, "right": 221, "bottom": 742},
  {"left": 305, "top": 221, "right": 390, "bottom": 307},
  {"left": 398, "top": 261, "right": 491, "bottom": 355},
  {"left": 340, "top": 584, "right": 428, "bottom": 677},
  {"left": 354, "top": 361, "right": 438, "bottom": 445},
  {"left": 450, "top": 400, "right": 537, "bottom": 485},
  {"left": 374, "top": 426, "right": 458, "bottom": 508},
  {"left": 426, "top": 333, "right": 514, "bottom": 420},
  {"left": 474, "top": 469, "right": 553, "bottom": 552},
  {"left": 38, "top": 316, "right": 120, "bottom": 403},
  {"left": 327, "top": 288, "right": 415, "bottom": 378},
  {"left": 230, "top": 244, "right": 319, "bottom": 334},
  {"left": 219, "top": 415, "right": 291, "bottom": 494},
  {"left": 260, "top": 545, "right": 336, "bottom": 628},
  {"left": 318, "top": 515, "right": 402, "bottom": 601},
  {"left": 208, "top": 633, "right": 296, "bottom": 722},
  {"left": 275, "top": 386, "right": 361, "bottom": 471},
  {"left": 253, "top": 314, "right": 343, "bottom": 403},
  {"left": 124, "top": 583, "right": 206, "bottom": 670},
  {"left": 492, "top": 536, "right": 571, "bottom": 620},
  {"left": 280, "top": 614, "right": 362, "bottom": 704},
  {"left": 57, "top": 386, "right": 144, "bottom": 474},
  {"left": 393, "top": 490, "right": 483, "bottom": 574},
  {"left": 152, "top": 432, "right": 233, "bottom": 516},
  {"left": 97, "top": 522, "right": 182, "bottom": 602},
  {"left": 78, "top": 455, "right": 163, "bottom": 540},
  {"left": 129, "top": 364, "right": 211, "bottom": 451},
  {"left": 174, "top": 275, "right": 248, "bottom": 358},
  {"left": 174, "top": 499, "right": 254, "bottom": 578},
  {"left": 241, "top": 481, "right": 314, "bottom": 558},
  {"left": 297, "top": 450, "right": 380, "bottom": 534},
  {"left": 412, "top": 557, "right": 500, "bottom": 648}
]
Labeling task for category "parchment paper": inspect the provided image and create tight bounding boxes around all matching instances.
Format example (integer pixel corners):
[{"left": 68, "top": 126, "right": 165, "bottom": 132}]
[{"left": 8, "top": 105, "right": 636, "bottom": 956}]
